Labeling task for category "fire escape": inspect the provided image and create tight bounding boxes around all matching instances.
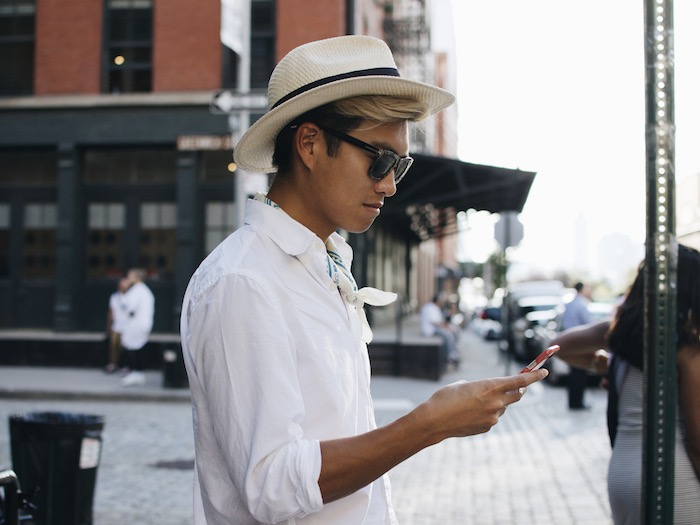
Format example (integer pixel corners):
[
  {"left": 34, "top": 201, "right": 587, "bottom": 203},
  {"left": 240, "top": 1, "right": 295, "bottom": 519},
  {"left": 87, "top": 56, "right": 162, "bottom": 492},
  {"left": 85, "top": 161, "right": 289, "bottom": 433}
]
[
  {"left": 381, "top": 0, "right": 430, "bottom": 153},
  {"left": 381, "top": 0, "right": 456, "bottom": 241}
]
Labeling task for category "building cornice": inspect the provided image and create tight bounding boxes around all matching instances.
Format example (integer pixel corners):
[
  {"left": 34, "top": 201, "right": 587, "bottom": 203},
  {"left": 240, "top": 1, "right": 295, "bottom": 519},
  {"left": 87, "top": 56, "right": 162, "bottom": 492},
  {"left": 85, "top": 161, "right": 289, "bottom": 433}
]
[{"left": 0, "top": 91, "right": 214, "bottom": 110}]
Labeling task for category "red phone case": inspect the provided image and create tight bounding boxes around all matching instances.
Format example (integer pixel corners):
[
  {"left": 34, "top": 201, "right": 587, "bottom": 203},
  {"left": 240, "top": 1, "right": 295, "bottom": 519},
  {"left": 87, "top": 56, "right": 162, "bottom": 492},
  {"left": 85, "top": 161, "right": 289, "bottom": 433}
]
[{"left": 520, "top": 345, "right": 560, "bottom": 373}]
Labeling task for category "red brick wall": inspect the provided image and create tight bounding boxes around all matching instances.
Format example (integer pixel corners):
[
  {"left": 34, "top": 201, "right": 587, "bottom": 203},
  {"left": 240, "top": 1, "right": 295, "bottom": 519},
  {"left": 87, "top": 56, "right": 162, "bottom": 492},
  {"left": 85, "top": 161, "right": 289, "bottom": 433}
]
[
  {"left": 34, "top": 0, "right": 103, "bottom": 94},
  {"left": 276, "top": 0, "right": 346, "bottom": 60},
  {"left": 32, "top": 1, "right": 350, "bottom": 95},
  {"left": 153, "top": 0, "right": 222, "bottom": 91}
]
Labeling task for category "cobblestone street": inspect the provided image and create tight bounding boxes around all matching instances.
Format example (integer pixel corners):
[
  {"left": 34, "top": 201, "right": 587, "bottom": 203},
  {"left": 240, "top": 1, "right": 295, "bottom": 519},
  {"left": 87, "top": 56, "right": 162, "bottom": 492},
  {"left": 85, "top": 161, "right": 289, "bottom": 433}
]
[{"left": 0, "top": 328, "right": 613, "bottom": 524}]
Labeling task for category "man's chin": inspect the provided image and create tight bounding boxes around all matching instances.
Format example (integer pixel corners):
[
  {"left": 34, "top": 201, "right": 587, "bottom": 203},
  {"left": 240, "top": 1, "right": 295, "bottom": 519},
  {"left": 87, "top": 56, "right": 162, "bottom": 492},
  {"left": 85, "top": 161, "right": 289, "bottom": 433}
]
[{"left": 346, "top": 221, "right": 374, "bottom": 235}]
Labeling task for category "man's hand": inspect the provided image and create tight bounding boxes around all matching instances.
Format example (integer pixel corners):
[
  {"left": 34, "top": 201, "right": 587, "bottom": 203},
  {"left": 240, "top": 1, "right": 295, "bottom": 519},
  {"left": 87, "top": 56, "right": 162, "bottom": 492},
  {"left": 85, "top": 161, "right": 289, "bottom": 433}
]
[
  {"left": 418, "top": 369, "right": 548, "bottom": 444},
  {"left": 318, "top": 369, "right": 547, "bottom": 504}
]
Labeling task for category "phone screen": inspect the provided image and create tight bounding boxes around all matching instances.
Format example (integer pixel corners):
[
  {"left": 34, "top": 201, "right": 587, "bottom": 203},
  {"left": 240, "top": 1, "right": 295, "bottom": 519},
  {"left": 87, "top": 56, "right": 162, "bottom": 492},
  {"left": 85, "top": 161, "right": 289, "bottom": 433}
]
[{"left": 520, "top": 345, "right": 560, "bottom": 373}]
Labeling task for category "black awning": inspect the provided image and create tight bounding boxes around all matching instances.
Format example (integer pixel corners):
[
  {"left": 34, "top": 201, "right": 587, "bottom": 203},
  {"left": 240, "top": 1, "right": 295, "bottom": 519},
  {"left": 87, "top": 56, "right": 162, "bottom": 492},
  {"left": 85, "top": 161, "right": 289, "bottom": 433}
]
[{"left": 377, "top": 154, "right": 536, "bottom": 240}]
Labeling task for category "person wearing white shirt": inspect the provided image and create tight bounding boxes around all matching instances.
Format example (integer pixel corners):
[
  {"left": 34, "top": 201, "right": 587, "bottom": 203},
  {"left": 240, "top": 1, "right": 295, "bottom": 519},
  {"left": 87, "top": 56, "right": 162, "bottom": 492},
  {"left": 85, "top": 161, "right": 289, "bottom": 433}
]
[
  {"left": 180, "top": 36, "right": 547, "bottom": 525},
  {"left": 120, "top": 268, "right": 155, "bottom": 386},
  {"left": 419, "top": 293, "right": 460, "bottom": 366}
]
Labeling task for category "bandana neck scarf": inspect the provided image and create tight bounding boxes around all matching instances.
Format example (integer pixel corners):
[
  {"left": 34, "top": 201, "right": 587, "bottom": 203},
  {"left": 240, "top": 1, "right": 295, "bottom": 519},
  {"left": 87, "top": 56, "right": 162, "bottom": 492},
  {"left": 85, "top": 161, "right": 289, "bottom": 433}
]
[{"left": 253, "top": 193, "right": 397, "bottom": 342}]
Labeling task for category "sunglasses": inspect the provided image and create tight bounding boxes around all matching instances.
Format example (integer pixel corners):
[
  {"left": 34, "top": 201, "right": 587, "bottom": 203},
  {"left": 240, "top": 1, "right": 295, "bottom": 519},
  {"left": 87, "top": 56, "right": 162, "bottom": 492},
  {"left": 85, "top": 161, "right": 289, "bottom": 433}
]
[{"left": 316, "top": 124, "right": 414, "bottom": 184}]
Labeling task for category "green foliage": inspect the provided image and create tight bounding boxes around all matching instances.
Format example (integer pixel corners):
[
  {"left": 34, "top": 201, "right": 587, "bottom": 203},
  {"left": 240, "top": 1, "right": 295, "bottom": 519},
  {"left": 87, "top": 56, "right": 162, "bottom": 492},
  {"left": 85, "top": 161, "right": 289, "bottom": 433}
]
[{"left": 488, "top": 250, "right": 508, "bottom": 291}]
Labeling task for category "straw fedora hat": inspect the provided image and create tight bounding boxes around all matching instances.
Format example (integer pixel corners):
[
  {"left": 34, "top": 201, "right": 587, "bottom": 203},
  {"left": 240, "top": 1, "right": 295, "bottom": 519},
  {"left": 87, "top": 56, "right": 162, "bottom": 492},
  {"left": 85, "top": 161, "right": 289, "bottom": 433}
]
[{"left": 233, "top": 35, "right": 455, "bottom": 173}]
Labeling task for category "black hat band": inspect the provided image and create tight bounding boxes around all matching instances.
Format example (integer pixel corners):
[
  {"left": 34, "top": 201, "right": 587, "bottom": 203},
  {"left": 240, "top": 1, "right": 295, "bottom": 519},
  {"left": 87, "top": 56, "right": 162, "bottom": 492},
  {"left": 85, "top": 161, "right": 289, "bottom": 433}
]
[{"left": 271, "top": 67, "right": 401, "bottom": 110}]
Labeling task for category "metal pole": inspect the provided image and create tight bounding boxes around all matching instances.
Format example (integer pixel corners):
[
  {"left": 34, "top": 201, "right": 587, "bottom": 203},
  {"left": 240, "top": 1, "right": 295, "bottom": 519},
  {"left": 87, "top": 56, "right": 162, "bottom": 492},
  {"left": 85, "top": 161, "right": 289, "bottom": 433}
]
[
  {"left": 642, "top": 0, "right": 677, "bottom": 522},
  {"left": 503, "top": 214, "right": 512, "bottom": 375},
  {"left": 233, "top": 0, "right": 252, "bottom": 231}
]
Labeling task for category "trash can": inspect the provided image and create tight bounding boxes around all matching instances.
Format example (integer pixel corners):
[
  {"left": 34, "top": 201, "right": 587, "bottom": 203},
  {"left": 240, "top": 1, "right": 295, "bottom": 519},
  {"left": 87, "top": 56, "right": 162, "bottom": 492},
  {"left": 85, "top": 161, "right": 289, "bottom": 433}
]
[
  {"left": 9, "top": 412, "right": 104, "bottom": 525},
  {"left": 162, "top": 345, "right": 188, "bottom": 389}
]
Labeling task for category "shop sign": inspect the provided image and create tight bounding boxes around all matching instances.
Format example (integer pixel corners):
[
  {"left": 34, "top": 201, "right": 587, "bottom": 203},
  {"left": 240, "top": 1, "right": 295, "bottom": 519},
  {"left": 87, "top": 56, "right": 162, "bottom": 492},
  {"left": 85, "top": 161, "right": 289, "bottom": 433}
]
[{"left": 177, "top": 135, "right": 233, "bottom": 151}]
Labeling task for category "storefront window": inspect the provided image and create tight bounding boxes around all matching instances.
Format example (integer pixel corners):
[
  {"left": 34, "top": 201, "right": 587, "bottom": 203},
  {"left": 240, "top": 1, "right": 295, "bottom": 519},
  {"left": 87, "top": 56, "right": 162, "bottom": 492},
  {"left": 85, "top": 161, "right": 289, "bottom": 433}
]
[
  {"left": 87, "top": 202, "right": 125, "bottom": 278},
  {"left": 199, "top": 150, "right": 235, "bottom": 183},
  {"left": 0, "top": 149, "right": 57, "bottom": 185},
  {"left": 0, "top": 204, "right": 9, "bottom": 278},
  {"left": 205, "top": 202, "right": 235, "bottom": 253},
  {"left": 83, "top": 148, "right": 176, "bottom": 183},
  {"left": 104, "top": 0, "right": 153, "bottom": 93},
  {"left": 0, "top": 0, "right": 35, "bottom": 96},
  {"left": 139, "top": 202, "right": 176, "bottom": 279},
  {"left": 250, "top": 0, "right": 275, "bottom": 89},
  {"left": 22, "top": 203, "right": 56, "bottom": 279}
]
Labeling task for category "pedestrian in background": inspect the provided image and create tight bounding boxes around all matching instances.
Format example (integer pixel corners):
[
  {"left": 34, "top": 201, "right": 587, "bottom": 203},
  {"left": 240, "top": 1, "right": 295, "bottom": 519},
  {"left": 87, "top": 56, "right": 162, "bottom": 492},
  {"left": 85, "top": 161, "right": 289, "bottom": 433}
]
[
  {"left": 551, "top": 244, "right": 700, "bottom": 524},
  {"left": 105, "top": 276, "right": 130, "bottom": 374},
  {"left": 120, "top": 268, "right": 155, "bottom": 387},
  {"left": 560, "top": 281, "right": 593, "bottom": 409},
  {"left": 180, "top": 35, "right": 547, "bottom": 525},
  {"left": 419, "top": 292, "right": 461, "bottom": 367}
]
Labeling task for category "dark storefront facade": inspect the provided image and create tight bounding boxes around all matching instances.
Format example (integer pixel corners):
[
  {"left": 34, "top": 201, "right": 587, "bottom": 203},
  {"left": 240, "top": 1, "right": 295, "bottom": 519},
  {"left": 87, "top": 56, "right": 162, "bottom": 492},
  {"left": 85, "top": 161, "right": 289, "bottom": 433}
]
[{"left": 0, "top": 97, "right": 239, "bottom": 333}]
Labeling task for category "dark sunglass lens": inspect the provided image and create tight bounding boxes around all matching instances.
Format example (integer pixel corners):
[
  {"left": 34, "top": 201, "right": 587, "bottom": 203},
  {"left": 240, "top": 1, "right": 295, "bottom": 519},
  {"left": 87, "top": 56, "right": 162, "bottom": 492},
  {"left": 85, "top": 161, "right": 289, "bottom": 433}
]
[
  {"left": 370, "top": 153, "right": 398, "bottom": 180},
  {"left": 393, "top": 157, "right": 413, "bottom": 184}
]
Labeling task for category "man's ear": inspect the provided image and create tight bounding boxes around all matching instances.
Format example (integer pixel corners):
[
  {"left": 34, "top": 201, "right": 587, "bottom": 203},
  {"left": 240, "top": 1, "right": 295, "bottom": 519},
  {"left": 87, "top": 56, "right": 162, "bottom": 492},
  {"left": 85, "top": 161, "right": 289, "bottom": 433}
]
[{"left": 294, "top": 122, "right": 322, "bottom": 171}]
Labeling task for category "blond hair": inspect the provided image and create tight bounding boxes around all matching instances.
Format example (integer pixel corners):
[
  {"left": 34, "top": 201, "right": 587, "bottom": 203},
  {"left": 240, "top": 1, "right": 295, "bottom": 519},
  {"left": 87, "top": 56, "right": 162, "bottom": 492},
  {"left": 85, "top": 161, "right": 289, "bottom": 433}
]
[{"left": 332, "top": 95, "right": 430, "bottom": 124}]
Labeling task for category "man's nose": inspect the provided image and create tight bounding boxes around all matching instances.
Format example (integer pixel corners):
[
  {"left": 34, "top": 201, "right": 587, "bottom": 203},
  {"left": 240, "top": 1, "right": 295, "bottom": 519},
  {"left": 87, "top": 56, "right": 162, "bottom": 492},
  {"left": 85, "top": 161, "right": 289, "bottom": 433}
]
[{"left": 376, "top": 173, "right": 397, "bottom": 197}]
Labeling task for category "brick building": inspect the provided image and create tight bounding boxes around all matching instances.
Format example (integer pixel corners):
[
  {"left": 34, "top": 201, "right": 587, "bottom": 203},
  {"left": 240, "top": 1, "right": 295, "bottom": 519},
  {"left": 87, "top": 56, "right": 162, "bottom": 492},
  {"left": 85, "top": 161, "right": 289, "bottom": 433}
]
[{"left": 0, "top": 0, "right": 534, "bottom": 337}]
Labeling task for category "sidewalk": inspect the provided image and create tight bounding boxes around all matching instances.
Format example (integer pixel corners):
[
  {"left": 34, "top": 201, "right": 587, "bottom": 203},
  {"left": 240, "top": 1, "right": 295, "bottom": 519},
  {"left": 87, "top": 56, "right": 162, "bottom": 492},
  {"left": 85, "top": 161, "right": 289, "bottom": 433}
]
[
  {"left": 0, "top": 366, "right": 191, "bottom": 402},
  {"left": 0, "top": 314, "right": 439, "bottom": 403},
  {"left": 0, "top": 323, "right": 613, "bottom": 524}
]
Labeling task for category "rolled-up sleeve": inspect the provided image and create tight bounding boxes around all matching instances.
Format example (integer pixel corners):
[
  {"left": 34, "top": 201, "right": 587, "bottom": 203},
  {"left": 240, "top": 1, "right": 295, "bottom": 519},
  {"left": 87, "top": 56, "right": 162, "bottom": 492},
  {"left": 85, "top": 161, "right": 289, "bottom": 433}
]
[{"left": 186, "top": 271, "right": 324, "bottom": 523}]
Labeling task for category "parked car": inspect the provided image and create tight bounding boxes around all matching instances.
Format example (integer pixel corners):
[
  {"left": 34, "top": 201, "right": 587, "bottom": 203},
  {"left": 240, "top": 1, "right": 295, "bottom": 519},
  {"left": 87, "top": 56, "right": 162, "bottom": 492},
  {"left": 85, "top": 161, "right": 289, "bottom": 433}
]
[
  {"left": 473, "top": 306, "right": 503, "bottom": 341},
  {"left": 509, "top": 295, "right": 564, "bottom": 362},
  {"left": 543, "top": 301, "right": 617, "bottom": 385},
  {"left": 500, "top": 280, "right": 567, "bottom": 358}
]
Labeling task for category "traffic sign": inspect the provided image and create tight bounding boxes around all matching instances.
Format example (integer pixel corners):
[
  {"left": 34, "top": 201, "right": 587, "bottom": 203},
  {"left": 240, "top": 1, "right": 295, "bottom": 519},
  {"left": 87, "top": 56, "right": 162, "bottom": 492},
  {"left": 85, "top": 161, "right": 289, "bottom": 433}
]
[
  {"left": 211, "top": 90, "right": 268, "bottom": 114},
  {"left": 495, "top": 212, "right": 524, "bottom": 249}
]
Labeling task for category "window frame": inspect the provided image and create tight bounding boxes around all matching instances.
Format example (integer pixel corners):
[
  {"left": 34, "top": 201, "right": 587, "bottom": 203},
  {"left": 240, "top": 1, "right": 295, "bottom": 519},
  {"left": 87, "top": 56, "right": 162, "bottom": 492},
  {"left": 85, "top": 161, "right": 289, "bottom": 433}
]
[
  {"left": 0, "top": 0, "right": 36, "bottom": 96},
  {"left": 102, "top": 0, "right": 154, "bottom": 94}
]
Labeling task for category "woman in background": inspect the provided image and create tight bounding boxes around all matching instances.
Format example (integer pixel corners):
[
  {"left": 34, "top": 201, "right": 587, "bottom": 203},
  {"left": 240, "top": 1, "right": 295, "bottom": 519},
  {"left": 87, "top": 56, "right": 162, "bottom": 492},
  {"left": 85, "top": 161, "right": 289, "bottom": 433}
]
[{"left": 551, "top": 244, "right": 700, "bottom": 524}]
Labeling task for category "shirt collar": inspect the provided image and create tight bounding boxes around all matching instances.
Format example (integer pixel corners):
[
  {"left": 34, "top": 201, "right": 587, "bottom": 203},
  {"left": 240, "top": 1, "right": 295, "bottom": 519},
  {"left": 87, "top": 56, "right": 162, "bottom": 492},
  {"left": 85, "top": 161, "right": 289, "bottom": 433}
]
[{"left": 244, "top": 197, "right": 354, "bottom": 265}]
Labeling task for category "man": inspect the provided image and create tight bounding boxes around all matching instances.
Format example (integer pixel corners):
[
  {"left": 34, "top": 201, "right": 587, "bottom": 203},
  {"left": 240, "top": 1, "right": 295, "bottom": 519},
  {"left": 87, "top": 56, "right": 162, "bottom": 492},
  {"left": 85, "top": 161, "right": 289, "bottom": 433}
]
[
  {"left": 120, "top": 268, "right": 155, "bottom": 386},
  {"left": 419, "top": 293, "right": 461, "bottom": 367},
  {"left": 560, "top": 282, "right": 593, "bottom": 409},
  {"left": 180, "top": 35, "right": 547, "bottom": 524}
]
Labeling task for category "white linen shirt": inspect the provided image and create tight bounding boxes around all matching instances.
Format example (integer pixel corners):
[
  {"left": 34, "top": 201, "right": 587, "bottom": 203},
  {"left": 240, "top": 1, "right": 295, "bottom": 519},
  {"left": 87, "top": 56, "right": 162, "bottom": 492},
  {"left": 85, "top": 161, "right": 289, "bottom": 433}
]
[{"left": 180, "top": 198, "right": 397, "bottom": 525}]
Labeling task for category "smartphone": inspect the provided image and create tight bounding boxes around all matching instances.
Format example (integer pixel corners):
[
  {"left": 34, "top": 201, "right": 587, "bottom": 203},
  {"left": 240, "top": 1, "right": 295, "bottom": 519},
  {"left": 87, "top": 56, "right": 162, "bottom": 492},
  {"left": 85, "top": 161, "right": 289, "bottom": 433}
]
[{"left": 519, "top": 345, "right": 560, "bottom": 373}]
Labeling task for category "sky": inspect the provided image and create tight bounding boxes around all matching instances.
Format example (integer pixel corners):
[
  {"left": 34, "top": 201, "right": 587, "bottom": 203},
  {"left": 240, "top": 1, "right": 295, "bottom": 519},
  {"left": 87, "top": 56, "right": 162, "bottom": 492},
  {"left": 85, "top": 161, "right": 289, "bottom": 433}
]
[{"left": 450, "top": 0, "right": 700, "bottom": 283}]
